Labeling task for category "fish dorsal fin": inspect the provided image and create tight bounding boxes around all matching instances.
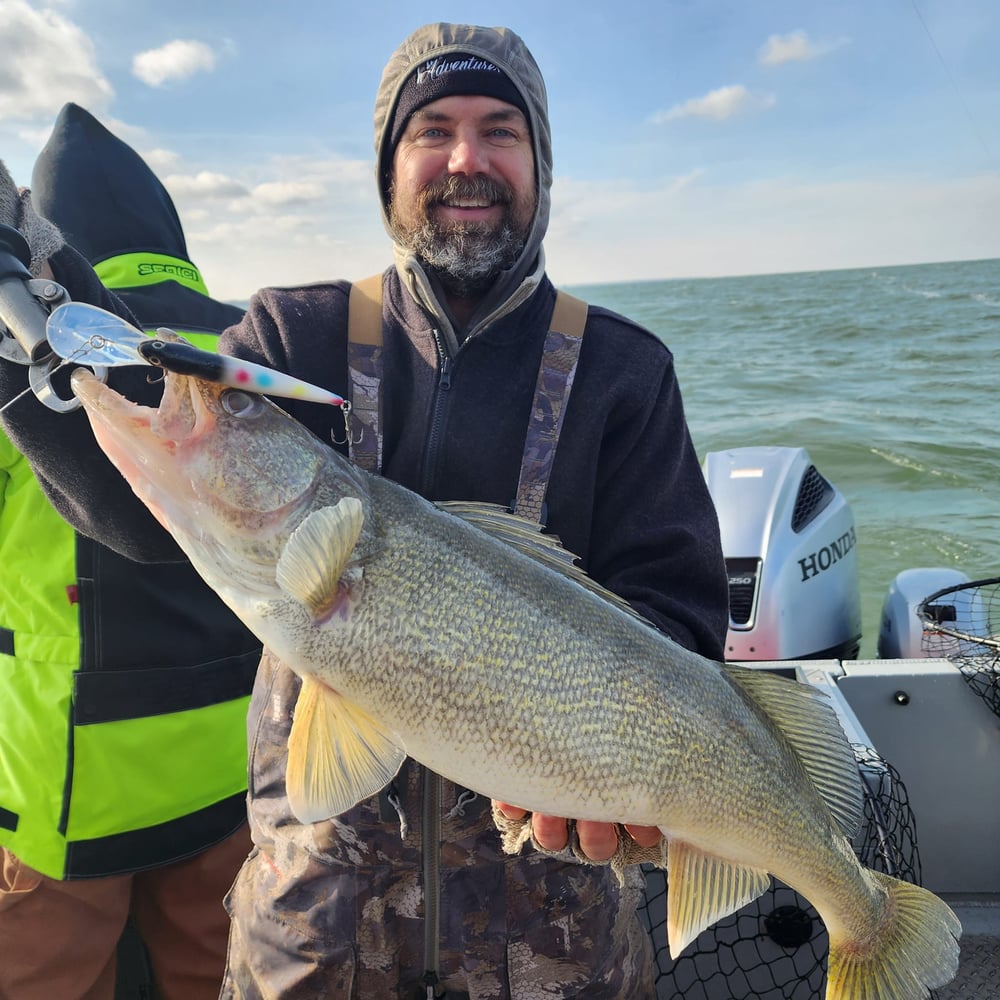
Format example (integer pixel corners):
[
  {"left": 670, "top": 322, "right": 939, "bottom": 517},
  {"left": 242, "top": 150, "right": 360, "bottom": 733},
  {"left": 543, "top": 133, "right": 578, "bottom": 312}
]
[
  {"left": 666, "top": 839, "right": 771, "bottom": 958},
  {"left": 437, "top": 501, "right": 647, "bottom": 624},
  {"left": 723, "top": 665, "right": 864, "bottom": 837},
  {"left": 276, "top": 497, "right": 364, "bottom": 621},
  {"left": 286, "top": 675, "right": 406, "bottom": 823}
]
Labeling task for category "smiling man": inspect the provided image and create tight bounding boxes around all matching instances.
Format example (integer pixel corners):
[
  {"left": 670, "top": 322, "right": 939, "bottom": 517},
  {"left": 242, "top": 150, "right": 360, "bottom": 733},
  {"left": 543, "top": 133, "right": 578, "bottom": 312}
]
[
  {"left": 0, "top": 22, "right": 730, "bottom": 1000},
  {"left": 387, "top": 85, "right": 536, "bottom": 317},
  {"left": 211, "top": 26, "right": 728, "bottom": 998}
]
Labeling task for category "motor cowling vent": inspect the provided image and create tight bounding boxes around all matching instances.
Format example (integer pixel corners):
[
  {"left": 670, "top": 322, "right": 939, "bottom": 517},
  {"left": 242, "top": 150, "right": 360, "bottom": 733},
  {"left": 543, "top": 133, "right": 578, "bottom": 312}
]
[
  {"left": 791, "top": 465, "right": 835, "bottom": 533},
  {"left": 726, "top": 558, "right": 760, "bottom": 627}
]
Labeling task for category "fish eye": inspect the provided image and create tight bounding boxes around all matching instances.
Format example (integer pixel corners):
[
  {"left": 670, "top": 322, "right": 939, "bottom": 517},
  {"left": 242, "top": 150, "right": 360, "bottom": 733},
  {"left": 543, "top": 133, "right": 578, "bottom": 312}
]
[{"left": 221, "top": 389, "right": 263, "bottom": 416}]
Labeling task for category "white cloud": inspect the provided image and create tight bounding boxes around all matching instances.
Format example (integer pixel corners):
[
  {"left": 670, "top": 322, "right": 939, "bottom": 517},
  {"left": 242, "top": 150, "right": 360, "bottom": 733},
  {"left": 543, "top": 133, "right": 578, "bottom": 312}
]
[
  {"left": 265, "top": 153, "right": 373, "bottom": 191},
  {"left": 14, "top": 124, "right": 54, "bottom": 150},
  {"left": 758, "top": 30, "right": 848, "bottom": 66},
  {"left": 250, "top": 181, "right": 326, "bottom": 206},
  {"left": 651, "top": 85, "right": 775, "bottom": 123},
  {"left": 186, "top": 207, "right": 390, "bottom": 301},
  {"left": 132, "top": 39, "right": 216, "bottom": 87},
  {"left": 0, "top": 0, "right": 113, "bottom": 119},
  {"left": 152, "top": 152, "right": 384, "bottom": 299},
  {"left": 141, "top": 148, "right": 183, "bottom": 173},
  {"left": 164, "top": 170, "right": 249, "bottom": 200}
]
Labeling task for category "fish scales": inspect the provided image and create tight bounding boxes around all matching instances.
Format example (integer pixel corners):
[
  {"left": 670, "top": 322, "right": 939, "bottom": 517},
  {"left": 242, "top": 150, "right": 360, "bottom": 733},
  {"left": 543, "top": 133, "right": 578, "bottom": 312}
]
[
  {"left": 69, "top": 366, "right": 961, "bottom": 1000},
  {"left": 295, "top": 476, "right": 784, "bottom": 830}
]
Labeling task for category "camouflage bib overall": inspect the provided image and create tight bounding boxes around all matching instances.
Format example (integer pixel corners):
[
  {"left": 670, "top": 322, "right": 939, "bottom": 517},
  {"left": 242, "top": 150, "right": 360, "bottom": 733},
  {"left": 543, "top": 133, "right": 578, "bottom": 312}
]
[{"left": 221, "top": 278, "right": 654, "bottom": 1000}]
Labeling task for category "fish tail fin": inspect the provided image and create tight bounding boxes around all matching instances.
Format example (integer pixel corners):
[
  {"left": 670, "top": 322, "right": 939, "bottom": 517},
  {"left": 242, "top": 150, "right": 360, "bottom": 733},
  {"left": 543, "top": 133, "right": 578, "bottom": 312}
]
[{"left": 825, "top": 871, "right": 961, "bottom": 1000}]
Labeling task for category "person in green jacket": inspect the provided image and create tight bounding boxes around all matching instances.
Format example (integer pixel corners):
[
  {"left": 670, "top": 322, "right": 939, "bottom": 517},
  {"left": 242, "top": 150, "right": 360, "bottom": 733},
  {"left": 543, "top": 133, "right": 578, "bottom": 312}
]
[{"left": 0, "top": 103, "right": 260, "bottom": 1000}]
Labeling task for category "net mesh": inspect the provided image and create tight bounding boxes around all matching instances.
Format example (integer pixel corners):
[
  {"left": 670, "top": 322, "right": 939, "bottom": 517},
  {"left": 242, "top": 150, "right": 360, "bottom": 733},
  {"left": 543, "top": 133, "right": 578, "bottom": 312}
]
[
  {"left": 918, "top": 575, "right": 1000, "bottom": 719},
  {"left": 637, "top": 744, "right": 925, "bottom": 999}
]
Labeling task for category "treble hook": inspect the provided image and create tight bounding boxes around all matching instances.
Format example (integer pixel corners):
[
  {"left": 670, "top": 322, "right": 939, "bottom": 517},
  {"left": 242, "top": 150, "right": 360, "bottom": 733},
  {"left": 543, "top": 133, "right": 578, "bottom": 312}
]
[{"left": 331, "top": 400, "right": 364, "bottom": 447}]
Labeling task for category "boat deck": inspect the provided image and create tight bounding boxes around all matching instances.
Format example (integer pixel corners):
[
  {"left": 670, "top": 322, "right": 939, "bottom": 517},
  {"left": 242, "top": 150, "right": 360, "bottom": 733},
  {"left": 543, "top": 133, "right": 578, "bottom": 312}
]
[{"left": 936, "top": 898, "right": 1000, "bottom": 999}]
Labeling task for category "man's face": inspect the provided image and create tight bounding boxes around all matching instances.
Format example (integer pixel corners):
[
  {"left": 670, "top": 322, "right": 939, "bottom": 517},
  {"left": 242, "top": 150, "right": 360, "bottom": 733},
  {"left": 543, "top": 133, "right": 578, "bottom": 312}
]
[{"left": 389, "top": 94, "right": 536, "bottom": 298}]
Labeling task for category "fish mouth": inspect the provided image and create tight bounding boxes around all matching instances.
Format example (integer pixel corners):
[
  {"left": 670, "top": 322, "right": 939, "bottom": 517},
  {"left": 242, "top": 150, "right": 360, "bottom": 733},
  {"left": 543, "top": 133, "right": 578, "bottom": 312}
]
[
  {"left": 71, "top": 367, "right": 327, "bottom": 532},
  {"left": 71, "top": 366, "right": 146, "bottom": 415},
  {"left": 70, "top": 368, "right": 211, "bottom": 528}
]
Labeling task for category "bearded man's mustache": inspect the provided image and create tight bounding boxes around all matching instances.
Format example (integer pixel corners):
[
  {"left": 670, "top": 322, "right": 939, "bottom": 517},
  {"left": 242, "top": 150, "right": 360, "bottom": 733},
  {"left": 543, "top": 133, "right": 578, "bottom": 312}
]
[{"left": 418, "top": 175, "right": 513, "bottom": 217}]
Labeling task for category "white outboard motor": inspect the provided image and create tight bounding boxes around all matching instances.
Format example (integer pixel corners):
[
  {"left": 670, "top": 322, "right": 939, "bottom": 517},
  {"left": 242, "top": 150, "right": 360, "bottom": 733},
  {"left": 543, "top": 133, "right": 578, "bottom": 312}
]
[
  {"left": 704, "top": 446, "right": 862, "bottom": 662},
  {"left": 877, "top": 567, "right": 974, "bottom": 658}
]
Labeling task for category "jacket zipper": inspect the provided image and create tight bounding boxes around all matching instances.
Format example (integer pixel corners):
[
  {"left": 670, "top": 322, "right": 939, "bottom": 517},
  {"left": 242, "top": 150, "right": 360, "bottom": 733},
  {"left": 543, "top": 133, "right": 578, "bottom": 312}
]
[{"left": 420, "top": 328, "right": 454, "bottom": 498}]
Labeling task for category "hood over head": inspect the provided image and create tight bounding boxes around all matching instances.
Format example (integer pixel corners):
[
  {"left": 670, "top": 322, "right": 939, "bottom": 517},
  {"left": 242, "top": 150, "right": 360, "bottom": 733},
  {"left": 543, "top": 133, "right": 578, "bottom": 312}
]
[
  {"left": 32, "top": 102, "right": 189, "bottom": 266},
  {"left": 373, "top": 24, "right": 552, "bottom": 336}
]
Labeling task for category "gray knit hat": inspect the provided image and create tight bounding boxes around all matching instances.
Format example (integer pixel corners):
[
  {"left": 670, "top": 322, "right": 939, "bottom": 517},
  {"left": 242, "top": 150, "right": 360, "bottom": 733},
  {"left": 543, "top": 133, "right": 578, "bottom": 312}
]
[{"left": 386, "top": 53, "right": 530, "bottom": 158}]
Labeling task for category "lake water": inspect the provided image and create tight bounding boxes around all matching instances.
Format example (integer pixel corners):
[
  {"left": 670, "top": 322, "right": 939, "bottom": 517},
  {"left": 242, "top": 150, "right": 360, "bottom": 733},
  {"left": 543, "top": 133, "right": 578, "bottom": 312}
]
[{"left": 572, "top": 258, "right": 1000, "bottom": 657}]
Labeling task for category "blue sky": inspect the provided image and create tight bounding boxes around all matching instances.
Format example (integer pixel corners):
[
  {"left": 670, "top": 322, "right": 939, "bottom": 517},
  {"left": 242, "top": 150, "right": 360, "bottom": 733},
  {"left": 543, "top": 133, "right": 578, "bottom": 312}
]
[{"left": 1, "top": 0, "right": 998, "bottom": 300}]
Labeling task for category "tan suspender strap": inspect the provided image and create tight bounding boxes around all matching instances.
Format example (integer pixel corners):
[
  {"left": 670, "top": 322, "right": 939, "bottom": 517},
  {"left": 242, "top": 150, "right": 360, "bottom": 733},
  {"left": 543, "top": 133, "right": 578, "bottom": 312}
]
[
  {"left": 548, "top": 290, "right": 588, "bottom": 341},
  {"left": 512, "top": 290, "right": 589, "bottom": 524},
  {"left": 347, "top": 274, "right": 385, "bottom": 346},
  {"left": 347, "top": 274, "right": 386, "bottom": 473}
]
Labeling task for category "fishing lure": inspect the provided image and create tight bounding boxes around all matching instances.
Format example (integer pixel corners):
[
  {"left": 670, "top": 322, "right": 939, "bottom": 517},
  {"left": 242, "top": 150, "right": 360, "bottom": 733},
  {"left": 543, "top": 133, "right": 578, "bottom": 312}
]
[{"left": 46, "top": 302, "right": 345, "bottom": 407}]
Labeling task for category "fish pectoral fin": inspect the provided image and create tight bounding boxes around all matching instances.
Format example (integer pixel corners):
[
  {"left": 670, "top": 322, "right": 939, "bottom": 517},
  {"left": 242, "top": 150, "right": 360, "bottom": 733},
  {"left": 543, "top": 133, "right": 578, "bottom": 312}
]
[
  {"left": 277, "top": 497, "right": 365, "bottom": 621},
  {"left": 286, "top": 675, "right": 406, "bottom": 824},
  {"left": 665, "top": 838, "right": 771, "bottom": 959}
]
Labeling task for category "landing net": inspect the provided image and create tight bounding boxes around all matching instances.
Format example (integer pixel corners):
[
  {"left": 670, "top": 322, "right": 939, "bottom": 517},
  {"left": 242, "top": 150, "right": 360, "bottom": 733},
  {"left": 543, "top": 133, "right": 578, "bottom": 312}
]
[
  {"left": 637, "top": 745, "right": 924, "bottom": 999},
  {"left": 918, "top": 575, "right": 1000, "bottom": 719}
]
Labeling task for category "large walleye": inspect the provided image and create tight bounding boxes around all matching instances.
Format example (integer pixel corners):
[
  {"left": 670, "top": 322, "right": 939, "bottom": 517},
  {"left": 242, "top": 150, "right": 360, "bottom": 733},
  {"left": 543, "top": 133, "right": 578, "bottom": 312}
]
[{"left": 70, "top": 363, "right": 959, "bottom": 1000}]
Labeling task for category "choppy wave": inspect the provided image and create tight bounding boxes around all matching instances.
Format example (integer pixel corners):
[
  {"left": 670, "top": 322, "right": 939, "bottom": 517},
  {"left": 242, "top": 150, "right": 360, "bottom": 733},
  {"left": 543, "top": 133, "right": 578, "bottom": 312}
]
[{"left": 573, "top": 258, "right": 1000, "bottom": 656}]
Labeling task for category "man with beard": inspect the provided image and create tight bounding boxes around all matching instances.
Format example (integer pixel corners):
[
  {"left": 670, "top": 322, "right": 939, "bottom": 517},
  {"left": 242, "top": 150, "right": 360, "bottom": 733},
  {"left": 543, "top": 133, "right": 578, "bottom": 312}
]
[{"left": 0, "top": 23, "right": 729, "bottom": 1000}]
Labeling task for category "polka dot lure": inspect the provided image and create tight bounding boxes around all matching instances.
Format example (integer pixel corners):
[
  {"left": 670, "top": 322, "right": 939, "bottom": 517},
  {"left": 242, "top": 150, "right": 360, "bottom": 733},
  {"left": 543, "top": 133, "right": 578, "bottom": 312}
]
[{"left": 46, "top": 301, "right": 345, "bottom": 407}]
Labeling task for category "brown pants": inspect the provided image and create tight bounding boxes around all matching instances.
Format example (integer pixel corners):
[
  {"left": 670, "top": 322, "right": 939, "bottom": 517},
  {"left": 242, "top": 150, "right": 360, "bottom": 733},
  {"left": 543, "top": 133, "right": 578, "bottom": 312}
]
[{"left": 0, "top": 824, "right": 251, "bottom": 1000}]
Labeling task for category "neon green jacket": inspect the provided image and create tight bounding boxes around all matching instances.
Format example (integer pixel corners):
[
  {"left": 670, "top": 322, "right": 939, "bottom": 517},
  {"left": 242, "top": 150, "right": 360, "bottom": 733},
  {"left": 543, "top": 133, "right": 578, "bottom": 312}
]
[
  {"left": 0, "top": 250, "right": 260, "bottom": 878},
  {"left": 1, "top": 103, "right": 264, "bottom": 877}
]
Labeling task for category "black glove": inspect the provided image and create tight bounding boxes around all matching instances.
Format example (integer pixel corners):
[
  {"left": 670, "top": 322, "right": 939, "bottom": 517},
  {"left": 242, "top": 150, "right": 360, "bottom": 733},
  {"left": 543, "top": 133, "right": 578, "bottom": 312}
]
[{"left": 0, "top": 159, "right": 65, "bottom": 275}]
